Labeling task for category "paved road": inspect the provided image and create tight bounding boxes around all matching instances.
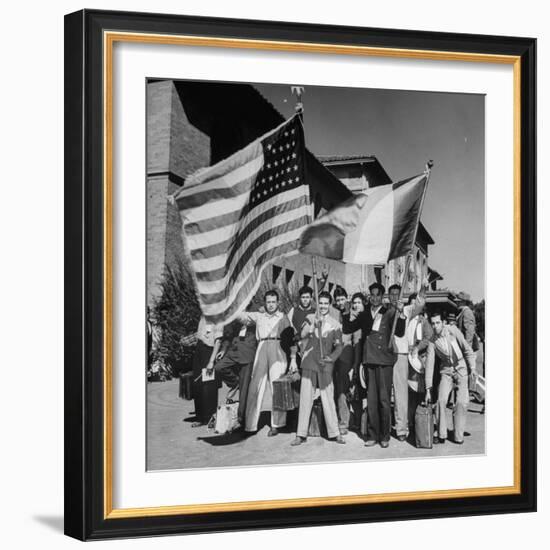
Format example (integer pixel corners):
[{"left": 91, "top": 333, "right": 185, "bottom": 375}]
[{"left": 147, "top": 378, "right": 485, "bottom": 471}]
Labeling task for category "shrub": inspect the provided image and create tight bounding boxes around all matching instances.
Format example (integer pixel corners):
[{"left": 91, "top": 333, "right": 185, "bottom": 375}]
[{"left": 151, "top": 260, "right": 201, "bottom": 375}]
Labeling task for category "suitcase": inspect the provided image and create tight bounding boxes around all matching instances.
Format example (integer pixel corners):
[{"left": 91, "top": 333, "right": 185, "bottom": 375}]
[
  {"left": 308, "top": 398, "right": 327, "bottom": 438},
  {"left": 272, "top": 372, "right": 301, "bottom": 411},
  {"left": 213, "top": 402, "right": 239, "bottom": 434},
  {"left": 469, "top": 373, "right": 486, "bottom": 403},
  {"left": 193, "top": 378, "right": 218, "bottom": 425},
  {"left": 414, "top": 403, "right": 434, "bottom": 448},
  {"left": 179, "top": 371, "right": 194, "bottom": 400}
]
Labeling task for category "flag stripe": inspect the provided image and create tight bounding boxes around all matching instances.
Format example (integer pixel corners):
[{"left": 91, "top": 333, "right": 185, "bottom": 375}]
[
  {"left": 177, "top": 140, "right": 263, "bottom": 198},
  {"left": 223, "top": 194, "right": 308, "bottom": 267},
  {"left": 189, "top": 195, "right": 308, "bottom": 263},
  {"left": 184, "top": 208, "right": 242, "bottom": 237},
  {"left": 173, "top": 115, "right": 310, "bottom": 325},
  {"left": 388, "top": 175, "right": 427, "bottom": 259},
  {"left": 180, "top": 189, "right": 252, "bottom": 225},
  {"left": 342, "top": 184, "right": 393, "bottom": 264},
  {"left": 177, "top": 170, "right": 254, "bottom": 209},
  {"left": 191, "top": 202, "right": 311, "bottom": 272},
  {"left": 176, "top": 154, "right": 263, "bottom": 208},
  {"left": 187, "top": 189, "right": 309, "bottom": 258},
  {"left": 196, "top": 221, "right": 308, "bottom": 291},
  {"left": 184, "top": 185, "right": 308, "bottom": 238},
  {"left": 200, "top": 243, "right": 300, "bottom": 318}
]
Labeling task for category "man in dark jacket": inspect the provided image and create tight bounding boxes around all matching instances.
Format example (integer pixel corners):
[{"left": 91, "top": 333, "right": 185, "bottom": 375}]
[
  {"left": 344, "top": 282, "right": 406, "bottom": 448},
  {"left": 212, "top": 316, "right": 257, "bottom": 428}
]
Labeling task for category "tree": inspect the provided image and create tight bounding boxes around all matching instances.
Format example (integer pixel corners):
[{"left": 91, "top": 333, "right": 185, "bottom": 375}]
[{"left": 151, "top": 260, "right": 201, "bottom": 375}]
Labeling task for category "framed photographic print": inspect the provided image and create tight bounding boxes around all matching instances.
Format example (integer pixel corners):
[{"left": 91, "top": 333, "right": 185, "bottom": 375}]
[{"left": 64, "top": 9, "right": 536, "bottom": 540}]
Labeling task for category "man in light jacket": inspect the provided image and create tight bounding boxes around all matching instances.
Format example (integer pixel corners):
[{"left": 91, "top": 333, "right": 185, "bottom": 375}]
[
  {"left": 239, "top": 290, "right": 297, "bottom": 436},
  {"left": 425, "top": 311, "right": 476, "bottom": 444},
  {"left": 390, "top": 285, "right": 431, "bottom": 441}
]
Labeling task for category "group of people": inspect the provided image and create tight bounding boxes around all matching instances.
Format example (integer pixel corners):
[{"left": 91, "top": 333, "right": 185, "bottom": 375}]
[{"left": 189, "top": 283, "right": 480, "bottom": 448}]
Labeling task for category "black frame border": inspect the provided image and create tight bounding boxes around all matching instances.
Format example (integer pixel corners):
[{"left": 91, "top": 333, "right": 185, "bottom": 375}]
[{"left": 64, "top": 9, "right": 536, "bottom": 541}]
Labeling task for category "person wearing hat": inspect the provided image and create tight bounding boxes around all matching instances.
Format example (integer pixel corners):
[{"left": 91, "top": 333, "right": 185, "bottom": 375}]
[
  {"left": 344, "top": 282, "right": 406, "bottom": 448},
  {"left": 447, "top": 312, "right": 457, "bottom": 326},
  {"left": 455, "top": 291, "right": 476, "bottom": 348}
]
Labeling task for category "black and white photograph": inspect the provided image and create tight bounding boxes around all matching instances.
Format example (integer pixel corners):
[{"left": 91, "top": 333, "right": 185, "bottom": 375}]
[{"left": 145, "top": 79, "right": 486, "bottom": 471}]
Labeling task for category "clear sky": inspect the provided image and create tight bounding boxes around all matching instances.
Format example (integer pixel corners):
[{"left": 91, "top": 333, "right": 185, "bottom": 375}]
[{"left": 255, "top": 83, "right": 485, "bottom": 302}]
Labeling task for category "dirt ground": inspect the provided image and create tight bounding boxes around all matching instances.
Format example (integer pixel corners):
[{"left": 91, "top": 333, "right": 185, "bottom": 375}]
[{"left": 146, "top": 377, "right": 486, "bottom": 471}]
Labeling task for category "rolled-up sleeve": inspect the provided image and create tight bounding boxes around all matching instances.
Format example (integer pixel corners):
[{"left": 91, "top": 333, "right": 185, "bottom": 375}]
[
  {"left": 455, "top": 328, "right": 476, "bottom": 373},
  {"left": 425, "top": 342, "right": 436, "bottom": 390},
  {"left": 213, "top": 323, "right": 224, "bottom": 340},
  {"left": 239, "top": 311, "right": 260, "bottom": 324}
]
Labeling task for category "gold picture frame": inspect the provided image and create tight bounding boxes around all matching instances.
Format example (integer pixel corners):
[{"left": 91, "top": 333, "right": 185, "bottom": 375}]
[{"left": 65, "top": 9, "right": 536, "bottom": 540}]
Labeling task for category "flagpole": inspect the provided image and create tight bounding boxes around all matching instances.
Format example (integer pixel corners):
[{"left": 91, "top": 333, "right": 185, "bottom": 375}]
[
  {"left": 389, "top": 160, "right": 434, "bottom": 341},
  {"left": 292, "top": 85, "right": 324, "bottom": 358}
]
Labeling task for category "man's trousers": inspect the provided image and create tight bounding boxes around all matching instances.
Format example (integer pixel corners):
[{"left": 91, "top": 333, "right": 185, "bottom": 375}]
[
  {"left": 366, "top": 364, "right": 394, "bottom": 443},
  {"left": 436, "top": 371, "right": 469, "bottom": 441},
  {"left": 214, "top": 354, "right": 253, "bottom": 424},
  {"left": 245, "top": 341, "right": 287, "bottom": 432},
  {"left": 393, "top": 354, "right": 410, "bottom": 437},
  {"left": 333, "top": 346, "right": 354, "bottom": 431},
  {"left": 191, "top": 340, "right": 214, "bottom": 423},
  {"left": 296, "top": 368, "right": 340, "bottom": 439}
]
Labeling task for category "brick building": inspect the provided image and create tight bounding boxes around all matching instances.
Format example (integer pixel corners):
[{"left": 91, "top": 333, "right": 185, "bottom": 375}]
[{"left": 147, "top": 79, "right": 446, "bottom": 312}]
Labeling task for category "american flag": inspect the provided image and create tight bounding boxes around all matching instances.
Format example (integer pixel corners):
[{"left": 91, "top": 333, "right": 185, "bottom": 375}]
[{"left": 172, "top": 116, "right": 311, "bottom": 325}]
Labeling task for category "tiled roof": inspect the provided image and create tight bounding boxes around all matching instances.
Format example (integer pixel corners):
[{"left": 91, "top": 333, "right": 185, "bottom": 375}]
[{"left": 318, "top": 154, "right": 378, "bottom": 163}]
